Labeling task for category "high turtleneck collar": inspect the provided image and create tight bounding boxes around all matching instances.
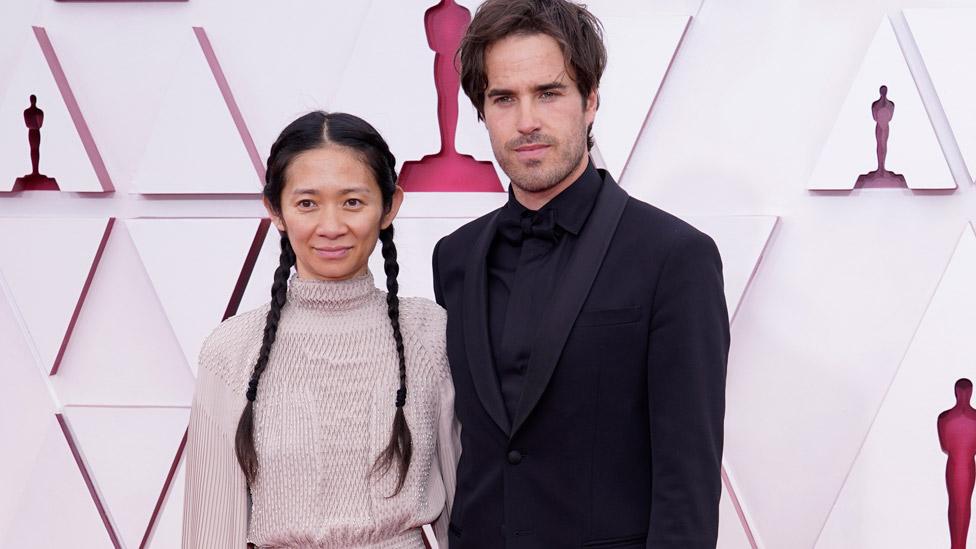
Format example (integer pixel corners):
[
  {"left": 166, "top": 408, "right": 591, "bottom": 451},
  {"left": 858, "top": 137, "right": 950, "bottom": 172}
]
[{"left": 287, "top": 270, "right": 379, "bottom": 311}]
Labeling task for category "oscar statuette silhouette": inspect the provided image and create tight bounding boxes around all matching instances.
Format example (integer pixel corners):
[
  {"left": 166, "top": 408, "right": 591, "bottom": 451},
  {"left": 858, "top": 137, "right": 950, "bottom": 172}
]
[
  {"left": 855, "top": 85, "right": 907, "bottom": 189},
  {"left": 939, "top": 378, "right": 976, "bottom": 549},
  {"left": 398, "top": 0, "right": 502, "bottom": 192},
  {"left": 13, "top": 95, "right": 60, "bottom": 191}
]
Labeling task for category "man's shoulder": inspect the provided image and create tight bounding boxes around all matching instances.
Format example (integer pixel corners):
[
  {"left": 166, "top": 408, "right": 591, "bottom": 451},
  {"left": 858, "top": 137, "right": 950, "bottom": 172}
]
[{"left": 619, "top": 195, "right": 712, "bottom": 249}]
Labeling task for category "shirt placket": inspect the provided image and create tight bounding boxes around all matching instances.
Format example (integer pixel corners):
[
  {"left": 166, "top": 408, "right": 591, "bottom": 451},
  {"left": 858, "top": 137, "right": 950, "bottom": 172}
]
[{"left": 497, "top": 236, "right": 554, "bottom": 414}]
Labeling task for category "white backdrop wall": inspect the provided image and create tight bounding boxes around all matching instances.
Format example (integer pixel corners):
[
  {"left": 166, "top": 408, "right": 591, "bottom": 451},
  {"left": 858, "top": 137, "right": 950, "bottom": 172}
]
[{"left": 2, "top": 0, "right": 976, "bottom": 547}]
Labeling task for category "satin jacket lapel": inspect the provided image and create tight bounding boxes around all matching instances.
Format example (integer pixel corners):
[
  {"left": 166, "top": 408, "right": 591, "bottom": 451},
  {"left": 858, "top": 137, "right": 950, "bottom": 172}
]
[
  {"left": 511, "top": 174, "right": 629, "bottom": 436},
  {"left": 463, "top": 210, "right": 512, "bottom": 436}
]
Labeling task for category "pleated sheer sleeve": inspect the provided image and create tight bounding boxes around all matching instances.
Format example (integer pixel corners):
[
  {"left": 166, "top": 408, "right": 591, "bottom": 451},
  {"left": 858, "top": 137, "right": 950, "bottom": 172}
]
[
  {"left": 429, "top": 374, "right": 460, "bottom": 548},
  {"left": 182, "top": 330, "right": 251, "bottom": 549}
]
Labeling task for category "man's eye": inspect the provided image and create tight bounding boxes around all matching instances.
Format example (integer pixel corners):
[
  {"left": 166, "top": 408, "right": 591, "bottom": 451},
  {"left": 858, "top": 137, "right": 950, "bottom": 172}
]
[
  {"left": 494, "top": 96, "right": 513, "bottom": 104},
  {"left": 297, "top": 199, "right": 315, "bottom": 208},
  {"left": 345, "top": 198, "right": 363, "bottom": 207},
  {"left": 541, "top": 91, "right": 559, "bottom": 100}
]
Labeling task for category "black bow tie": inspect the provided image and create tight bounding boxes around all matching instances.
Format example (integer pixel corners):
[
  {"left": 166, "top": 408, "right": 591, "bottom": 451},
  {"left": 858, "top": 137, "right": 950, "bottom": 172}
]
[{"left": 498, "top": 208, "right": 560, "bottom": 244}]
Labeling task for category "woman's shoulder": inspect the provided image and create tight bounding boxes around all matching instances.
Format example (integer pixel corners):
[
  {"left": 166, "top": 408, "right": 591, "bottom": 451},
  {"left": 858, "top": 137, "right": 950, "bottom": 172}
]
[
  {"left": 396, "top": 295, "right": 446, "bottom": 329},
  {"left": 197, "top": 303, "right": 270, "bottom": 387},
  {"left": 394, "top": 296, "right": 448, "bottom": 380}
]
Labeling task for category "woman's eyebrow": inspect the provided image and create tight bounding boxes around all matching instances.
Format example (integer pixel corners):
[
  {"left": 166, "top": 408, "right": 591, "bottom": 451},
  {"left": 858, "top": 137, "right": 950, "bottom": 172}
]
[
  {"left": 289, "top": 187, "right": 320, "bottom": 196},
  {"left": 338, "top": 187, "right": 372, "bottom": 195}
]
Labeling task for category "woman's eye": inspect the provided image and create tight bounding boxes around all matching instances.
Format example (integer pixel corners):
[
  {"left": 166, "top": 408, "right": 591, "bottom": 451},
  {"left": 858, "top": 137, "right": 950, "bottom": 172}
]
[
  {"left": 345, "top": 198, "right": 363, "bottom": 207},
  {"left": 297, "top": 199, "right": 315, "bottom": 208}
]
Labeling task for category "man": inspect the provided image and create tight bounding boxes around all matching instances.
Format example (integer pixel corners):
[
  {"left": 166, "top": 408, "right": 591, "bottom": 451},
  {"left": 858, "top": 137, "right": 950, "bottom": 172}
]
[{"left": 431, "top": 1, "right": 729, "bottom": 547}]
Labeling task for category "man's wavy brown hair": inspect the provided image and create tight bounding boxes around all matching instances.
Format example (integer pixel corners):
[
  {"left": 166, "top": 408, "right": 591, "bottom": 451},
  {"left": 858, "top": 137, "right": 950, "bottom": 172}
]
[{"left": 458, "top": 0, "right": 607, "bottom": 150}]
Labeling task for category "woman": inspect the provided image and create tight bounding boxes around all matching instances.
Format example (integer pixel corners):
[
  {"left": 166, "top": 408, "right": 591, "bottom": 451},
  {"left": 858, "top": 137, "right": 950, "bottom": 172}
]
[{"left": 182, "top": 111, "right": 458, "bottom": 548}]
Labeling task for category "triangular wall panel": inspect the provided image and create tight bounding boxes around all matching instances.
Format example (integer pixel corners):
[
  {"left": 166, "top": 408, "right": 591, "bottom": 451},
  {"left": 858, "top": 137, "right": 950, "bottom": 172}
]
[
  {"left": 684, "top": 215, "right": 776, "bottom": 549},
  {"left": 0, "top": 216, "right": 112, "bottom": 376},
  {"left": 589, "top": 8, "right": 689, "bottom": 181},
  {"left": 0, "top": 288, "right": 59, "bottom": 541},
  {"left": 905, "top": 9, "right": 976, "bottom": 184},
  {"left": 50, "top": 220, "right": 195, "bottom": 406},
  {"left": 808, "top": 17, "right": 952, "bottom": 190},
  {"left": 61, "top": 406, "right": 189, "bottom": 549},
  {"left": 685, "top": 215, "right": 777, "bottom": 321},
  {"left": 0, "top": 2, "right": 40, "bottom": 84},
  {"left": 331, "top": 0, "right": 439, "bottom": 175},
  {"left": 1, "top": 416, "right": 115, "bottom": 548},
  {"left": 127, "top": 218, "right": 263, "bottom": 375},
  {"left": 131, "top": 28, "right": 260, "bottom": 194},
  {"left": 721, "top": 201, "right": 966, "bottom": 549},
  {"left": 0, "top": 27, "right": 110, "bottom": 192},
  {"left": 237, "top": 221, "right": 282, "bottom": 315},
  {"left": 202, "top": 3, "right": 372, "bottom": 162},
  {"left": 719, "top": 476, "right": 758, "bottom": 549},
  {"left": 816, "top": 223, "right": 976, "bottom": 548},
  {"left": 145, "top": 457, "right": 186, "bottom": 549}
]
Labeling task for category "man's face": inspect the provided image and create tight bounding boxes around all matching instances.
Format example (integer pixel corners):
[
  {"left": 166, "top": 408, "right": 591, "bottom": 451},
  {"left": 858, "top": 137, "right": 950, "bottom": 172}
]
[{"left": 482, "top": 32, "right": 597, "bottom": 194}]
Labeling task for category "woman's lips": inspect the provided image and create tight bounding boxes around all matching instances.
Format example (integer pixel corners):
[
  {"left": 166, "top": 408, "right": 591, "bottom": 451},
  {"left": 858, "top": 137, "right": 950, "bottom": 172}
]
[{"left": 313, "top": 246, "right": 351, "bottom": 259}]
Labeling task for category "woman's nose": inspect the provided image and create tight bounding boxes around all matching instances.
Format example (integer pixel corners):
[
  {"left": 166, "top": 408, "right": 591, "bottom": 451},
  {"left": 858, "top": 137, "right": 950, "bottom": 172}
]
[{"left": 315, "top": 209, "right": 348, "bottom": 239}]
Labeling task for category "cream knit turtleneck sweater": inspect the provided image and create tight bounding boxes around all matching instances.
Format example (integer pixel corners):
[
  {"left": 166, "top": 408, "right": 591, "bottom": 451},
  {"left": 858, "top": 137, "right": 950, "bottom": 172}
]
[{"left": 181, "top": 271, "right": 458, "bottom": 549}]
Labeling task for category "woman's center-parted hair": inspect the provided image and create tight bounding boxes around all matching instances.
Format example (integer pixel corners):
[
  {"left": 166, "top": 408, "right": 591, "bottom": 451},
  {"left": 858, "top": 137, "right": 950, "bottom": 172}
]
[{"left": 235, "top": 111, "right": 413, "bottom": 495}]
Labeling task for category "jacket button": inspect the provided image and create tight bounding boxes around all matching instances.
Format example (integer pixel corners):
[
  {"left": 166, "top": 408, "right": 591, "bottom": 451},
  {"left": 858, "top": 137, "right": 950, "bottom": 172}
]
[{"left": 507, "top": 450, "right": 522, "bottom": 464}]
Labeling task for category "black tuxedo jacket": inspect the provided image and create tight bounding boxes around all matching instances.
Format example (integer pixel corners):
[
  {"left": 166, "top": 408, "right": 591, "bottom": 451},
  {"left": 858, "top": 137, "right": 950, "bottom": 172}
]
[{"left": 432, "top": 171, "right": 729, "bottom": 548}]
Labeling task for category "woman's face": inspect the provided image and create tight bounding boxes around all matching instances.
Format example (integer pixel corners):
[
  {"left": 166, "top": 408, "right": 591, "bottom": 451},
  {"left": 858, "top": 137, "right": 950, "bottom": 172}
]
[{"left": 267, "top": 145, "right": 403, "bottom": 281}]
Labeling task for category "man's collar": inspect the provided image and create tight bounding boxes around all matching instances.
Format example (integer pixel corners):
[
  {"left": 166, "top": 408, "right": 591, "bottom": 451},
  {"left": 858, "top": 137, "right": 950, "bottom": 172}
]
[{"left": 504, "top": 158, "right": 602, "bottom": 236}]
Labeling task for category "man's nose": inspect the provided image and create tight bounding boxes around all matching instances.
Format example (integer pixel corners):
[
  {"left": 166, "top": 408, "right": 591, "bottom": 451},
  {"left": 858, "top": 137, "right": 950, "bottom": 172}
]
[{"left": 516, "top": 101, "right": 542, "bottom": 135}]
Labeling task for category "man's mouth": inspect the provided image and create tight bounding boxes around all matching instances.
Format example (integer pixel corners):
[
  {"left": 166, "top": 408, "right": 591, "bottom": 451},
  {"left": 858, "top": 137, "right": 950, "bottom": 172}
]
[{"left": 514, "top": 144, "right": 550, "bottom": 160}]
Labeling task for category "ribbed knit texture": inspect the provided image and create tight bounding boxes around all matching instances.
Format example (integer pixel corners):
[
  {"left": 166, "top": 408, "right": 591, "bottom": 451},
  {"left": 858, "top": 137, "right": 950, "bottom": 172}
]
[{"left": 182, "top": 270, "right": 458, "bottom": 549}]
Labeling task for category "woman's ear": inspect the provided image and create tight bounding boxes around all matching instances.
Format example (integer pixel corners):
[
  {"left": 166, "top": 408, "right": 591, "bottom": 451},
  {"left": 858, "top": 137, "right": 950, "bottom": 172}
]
[
  {"left": 380, "top": 186, "right": 405, "bottom": 230},
  {"left": 264, "top": 197, "right": 286, "bottom": 232}
]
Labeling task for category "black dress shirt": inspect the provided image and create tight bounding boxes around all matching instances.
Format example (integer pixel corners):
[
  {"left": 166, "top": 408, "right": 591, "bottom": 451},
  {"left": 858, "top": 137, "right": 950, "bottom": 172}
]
[{"left": 486, "top": 159, "right": 603, "bottom": 418}]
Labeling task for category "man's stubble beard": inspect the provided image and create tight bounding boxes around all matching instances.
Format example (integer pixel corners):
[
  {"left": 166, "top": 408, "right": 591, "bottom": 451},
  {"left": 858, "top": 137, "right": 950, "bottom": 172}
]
[{"left": 493, "top": 122, "right": 588, "bottom": 195}]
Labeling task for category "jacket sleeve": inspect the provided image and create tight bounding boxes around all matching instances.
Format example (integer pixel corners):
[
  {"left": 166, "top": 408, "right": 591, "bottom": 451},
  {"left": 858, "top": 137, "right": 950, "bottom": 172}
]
[
  {"left": 432, "top": 239, "right": 445, "bottom": 308},
  {"left": 645, "top": 230, "right": 729, "bottom": 548},
  {"left": 182, "top": 342, "right": 250, "bottom": 549}
]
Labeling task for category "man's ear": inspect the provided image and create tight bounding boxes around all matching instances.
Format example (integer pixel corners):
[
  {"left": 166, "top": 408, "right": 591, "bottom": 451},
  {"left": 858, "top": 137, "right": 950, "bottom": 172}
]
[
  {"left": 585, "top": 87, "right": 599, "bottom": 125},
  {"left": 380, "top": 186, "right": 405, "bottom": 230},
  {"left": 264, "top": 197, "right": 286, "bottom": 232}
]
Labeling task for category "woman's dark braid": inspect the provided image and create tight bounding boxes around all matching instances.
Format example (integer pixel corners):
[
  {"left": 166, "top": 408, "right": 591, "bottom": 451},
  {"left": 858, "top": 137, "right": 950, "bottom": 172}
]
[
  {"left": 235, "top": 233, "right": 295, "bottom": 483},
  {"left": 368, "top": 142, "right": 413, "bottom": 495},
  {"left": 379, "top": 148, "right": 408, "bottom": 412},
  {"left": 381, "top": 226, "right": 407, "bottom": 406},
  {"left": 376, "top": 145, "right": 407, "bottom": 408},
  {"left": 372, "top": 223, "right": 414, "bottom": 496},
  {"left": 247, "top": 234, "right": 294, "bottom": 401}
]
